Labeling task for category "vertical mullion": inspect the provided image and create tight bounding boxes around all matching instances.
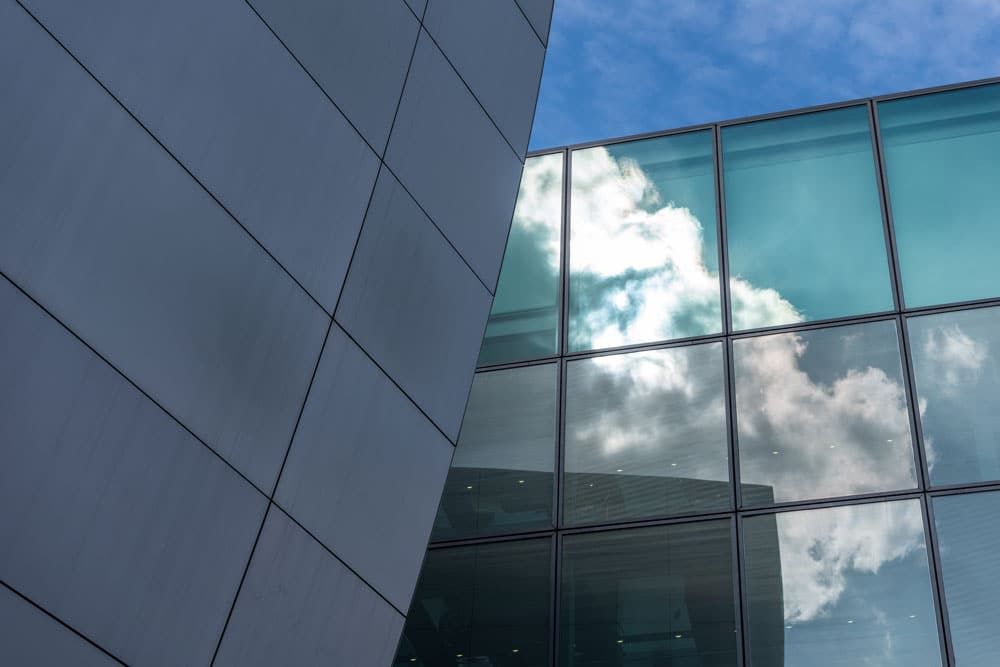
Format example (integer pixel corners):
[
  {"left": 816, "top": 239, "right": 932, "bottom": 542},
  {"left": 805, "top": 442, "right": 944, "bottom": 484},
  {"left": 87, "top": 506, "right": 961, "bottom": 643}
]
[
  {"left": 735, "top": 513, "right": 753, "bottom": 667},
  {"left": 897, "top": 314, "right": 932, "bottom": 491},
  {"left": 869, "top": 100, "right": 907, "bottom": 312},
  {"left": 560, "top": 148, "right": 572, "bottom": 357},
  {"left": 922, "top": 495, "right": 957, "bottom": 666},
  {"left": 715, "top": 124, "right": 733, "bottom": 336}
]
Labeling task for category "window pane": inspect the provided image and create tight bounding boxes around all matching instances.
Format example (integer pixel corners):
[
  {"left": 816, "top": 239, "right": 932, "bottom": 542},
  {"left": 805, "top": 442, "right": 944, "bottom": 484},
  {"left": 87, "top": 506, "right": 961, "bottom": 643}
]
[
  {"left": 560, "top": 520, "right": 738, "bottom": 667},
  {"left": 396, "top": 539, "right": 552, "bottom": 666},
  {"left": 433, "top": 365, "right": 556, "bottom": 540},
  {"left": 479, "top": 153, "right": 563, "bottom": 366},
  {"left": 568, "top": 130, "right": 722, "bottom": 352},
  {"left": 734, "top": 320, "right": 917, "bottom": 506},
  {"left": 907, "top": 306, "right": 1000, "bottom": 486},
  {"left": 563, "top": 343, "right": 730, "bottom": 525},
  {"left": 878, "top": 84, "right": 1000, "bottom": 308},
  {"left": 722, "top": 106, "right": 893, "bottom": 330},
  {"left": 933, "top": 491, "right": 1000, "bottom": 666},
  {"left": 744, "top": 500, "right": 942, "bottom": 667}
]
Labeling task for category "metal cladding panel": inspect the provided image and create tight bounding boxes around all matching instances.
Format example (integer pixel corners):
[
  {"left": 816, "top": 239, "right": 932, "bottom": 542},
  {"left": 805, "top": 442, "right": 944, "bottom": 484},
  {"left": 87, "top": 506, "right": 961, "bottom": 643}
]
[
  {"left": 214, "top": 509, "right": 404, "bottom": 667},
  {"left": 0, "top": 277, "right": 267, "bottom": 666},
  {"left": 0, "top": 0, "right": 329, "bottom": 492},
  {"left": 336, "top": 167, "right": 492, "bottom": 441},
  {"left": 0, "top": 587, "right": 119, "bottom": 667},
  {"left": 248, "top": 0, "right": 419, "bottom": 154},
  {"left": 19, "top": 0, "right": 380, "bottom": 310},
  {"left": 276, "top": 323, "right": 454, "bottom": 611},
  {"left": 384, "top": 32, "right": 524, "bottom": 291},
  {"left": 425, "top": 0, "right": 546, "bottom": 155}
]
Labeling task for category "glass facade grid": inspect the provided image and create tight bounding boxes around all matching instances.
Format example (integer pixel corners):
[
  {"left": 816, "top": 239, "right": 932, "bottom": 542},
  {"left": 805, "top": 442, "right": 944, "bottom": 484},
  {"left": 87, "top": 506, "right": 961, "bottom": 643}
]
[{"left": 400, "top": 78, "right": 1000, "bottom": 667}]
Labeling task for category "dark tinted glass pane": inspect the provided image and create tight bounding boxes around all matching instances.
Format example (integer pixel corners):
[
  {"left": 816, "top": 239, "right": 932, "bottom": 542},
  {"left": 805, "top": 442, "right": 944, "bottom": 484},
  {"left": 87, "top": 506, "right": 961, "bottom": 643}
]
[
  {"left": 563, "top": 343, "right": 730, "bottom": 525},
  {"left": 479, "top": 153, "right": 563, "bottom": 365},
  {"left": 744, "top": 500, "right": 941, "bottom": 667},
  {"left": 908, "top": 306, "right": 1000, "bottom": 486},
  {"left": 560, "top": 520, "right": 738, "bottom": 667},
  {"left": 568, "top": 130, "right": 722, "bottom": 352},
  {"left": 396, "top": 539, "right": 552, "bottom": 666},
  {"left": 723, "top": 106, "right": 893, "bottom": 330},
  {"left": 933, "top": 491, "right": 1000, "bottom": 665},
  {"left": 734, "top": 320, "right": 917, "bottom": 506},
  {"left": 878, "top": 84, "right": 1000, "bottom": 308},
  {"left": 433, "top": 365, "right": 557, "bottom": 540}
]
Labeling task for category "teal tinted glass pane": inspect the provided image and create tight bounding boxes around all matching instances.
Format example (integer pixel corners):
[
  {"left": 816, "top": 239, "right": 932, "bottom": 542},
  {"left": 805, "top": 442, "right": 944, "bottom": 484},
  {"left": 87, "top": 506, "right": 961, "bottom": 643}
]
[
  {"left": 478, "top": 153, "right": 563, "bottom": 366},
  {"left": 933, "top": 491, "right": 1000, "bottom": 666},
  {"left": 563, "top": 343, "right": 730, "bottom": 525},
  {"left": 723, "top": 106, "right": 893, "bottom": 330},
  {"left": 908, "top": 306, "right": 1000, "bottom": 485},
  {"left": 879, "top": 84, "right": 1000, "bottom": 308},
  {"left": 433, "top": 364, "right": 556, "bottom": 540},
  {"left": 734, "top": 320, "right": 917, "bottom": 506},
  {"left": 744, "top": 500, "right": 942, "bottom": 667},
  {"left": 560, "top": 520, "right": 738, "bottom": 667},
  {"left": 568, "top": 130, "right": 722, "bottom": 352},
  {"left": 395, "top": 539, "right": 551, "bottom": 666}
]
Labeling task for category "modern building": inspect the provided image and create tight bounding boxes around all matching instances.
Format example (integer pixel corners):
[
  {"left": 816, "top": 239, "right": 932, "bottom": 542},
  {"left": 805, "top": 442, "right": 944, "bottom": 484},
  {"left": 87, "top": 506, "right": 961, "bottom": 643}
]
[
  {"left": 0, "top": 0, "right": 552, "bottom": 665},
  {"left": 396, "top": 78, "right": 1000, "bottom": 666}
]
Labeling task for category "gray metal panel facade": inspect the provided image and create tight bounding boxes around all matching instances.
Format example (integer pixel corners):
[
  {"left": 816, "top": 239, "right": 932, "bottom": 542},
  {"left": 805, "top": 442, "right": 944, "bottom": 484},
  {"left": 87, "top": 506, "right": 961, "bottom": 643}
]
[{"left": 0, "top": 0, "right": 552, "bottom": 662}]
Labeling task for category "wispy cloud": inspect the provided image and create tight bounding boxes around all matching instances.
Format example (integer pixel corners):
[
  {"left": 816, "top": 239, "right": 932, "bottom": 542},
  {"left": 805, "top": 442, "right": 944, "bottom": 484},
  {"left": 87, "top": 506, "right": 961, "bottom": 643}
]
[{"left": 532, "top": 0, "right": 1000, "bottom": 148}]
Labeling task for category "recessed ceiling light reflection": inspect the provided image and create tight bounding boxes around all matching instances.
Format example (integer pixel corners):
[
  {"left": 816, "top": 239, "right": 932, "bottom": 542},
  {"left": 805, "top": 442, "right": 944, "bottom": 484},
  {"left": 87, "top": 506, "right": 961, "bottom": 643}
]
[{"left": 616, "top": 468, "right": 623, "bottom": 473}]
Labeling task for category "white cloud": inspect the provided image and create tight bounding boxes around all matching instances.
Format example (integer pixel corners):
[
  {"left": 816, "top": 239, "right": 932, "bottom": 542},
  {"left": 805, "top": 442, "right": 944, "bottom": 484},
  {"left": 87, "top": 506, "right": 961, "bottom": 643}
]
[
  {"left": 775, "top": 500, "right": 925, "bottom": 623},
  {"left": 569, "top": 146, "right": 799, "bottom": 349},
  {"left": 556, "top": 149, "right": 925, "bottom": 624},
  {"left": 919, "top": 323, "right": 988, "bottom": 397}
]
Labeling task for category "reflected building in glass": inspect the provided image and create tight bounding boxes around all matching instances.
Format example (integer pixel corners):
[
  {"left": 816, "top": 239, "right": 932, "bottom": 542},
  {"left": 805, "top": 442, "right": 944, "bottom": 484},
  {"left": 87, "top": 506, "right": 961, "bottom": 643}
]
[{"left": 397, "top": 78, "right": 1000, "bottom": 667}]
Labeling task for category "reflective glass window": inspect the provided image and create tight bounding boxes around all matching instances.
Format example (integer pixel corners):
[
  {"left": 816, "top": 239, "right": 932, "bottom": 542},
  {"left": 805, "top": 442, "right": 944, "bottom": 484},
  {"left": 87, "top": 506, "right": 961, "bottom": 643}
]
[
  {"left": 933, "top": 491, "right": 1000, "bottom": 666},
  {"left": 563, "top": 343, "right": 730, "bottom": 525},
  {"left": 560, "top": 520, "right": 738, "bottom": 667},
  {"left": 908, "top": 306, "right": 1000, "bottom": 486},
  {"left": 722, "top": 106, "right": 893, "bottom": 330},
  {"left": 479, "top": 153, "right": 563, "bottom": 366},
  {"left": 433, "top": 365, "right": 557, "bottom": 540},
  {"left": 396, "top": 539, "right": 552, "bottom": 666},
  {"left": 568, "top": 130, "right": 722, "bottom": 352},
  {"left": 744, "top": 500, "right": 942, "bottom": 667},
  {"left": 878, "top": 84, "right": 1000, "bottom": 308},
  {"left": 733, "top": 320, "right": 918, "bottom": 506}
]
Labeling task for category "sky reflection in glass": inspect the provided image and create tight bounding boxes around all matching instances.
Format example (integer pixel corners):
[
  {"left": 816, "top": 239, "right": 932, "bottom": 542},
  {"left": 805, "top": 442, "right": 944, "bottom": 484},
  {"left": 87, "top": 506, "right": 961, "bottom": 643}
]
[
  {"left": 744, "top": 500, "right": 941, "bottom": 667},
  {"left": 433, "top": 364, "right": 557, "bottom": 540},
  {"left": 878, "top": 83, "right": 1000, "bottom": 308},
  {"left": 563, "top": 343, "right": 730, "bottom": 525},
  {"left": 568, "top": 130, "right": 722, "bottom": 352},
  {"left": 908, "top": 306, "right": 1000, "bottom": 486},
  {"left": 560, "top": 520, "right": 738, "bottom": 667},
  {"left": 479, "top": 153, "right": 563, "bottom": 366},
  {"left": 734, "top": 320, "right": 917, "bottom": 506},
  {"left": 933, "top": 491, "right": 1000, "bottom": 666},
  {"left": 723, "top": 106, "right": 893, "bottom": 330},
  {"left": 395, "top": 539, "right": 552, "bottom": 667}
]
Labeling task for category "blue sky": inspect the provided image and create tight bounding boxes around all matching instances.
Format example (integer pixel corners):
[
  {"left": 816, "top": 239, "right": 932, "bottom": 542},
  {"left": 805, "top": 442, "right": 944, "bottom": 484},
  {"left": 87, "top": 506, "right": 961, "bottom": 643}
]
[{"left": 529, "top": 0, "right": 1000, "bottom": 149}]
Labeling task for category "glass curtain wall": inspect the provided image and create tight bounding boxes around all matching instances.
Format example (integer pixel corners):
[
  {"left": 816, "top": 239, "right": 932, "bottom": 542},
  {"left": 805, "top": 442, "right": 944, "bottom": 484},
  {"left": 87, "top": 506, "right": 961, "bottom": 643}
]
[{"left": 396, "top": 80, "right": 1000, "bottom": 667}]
